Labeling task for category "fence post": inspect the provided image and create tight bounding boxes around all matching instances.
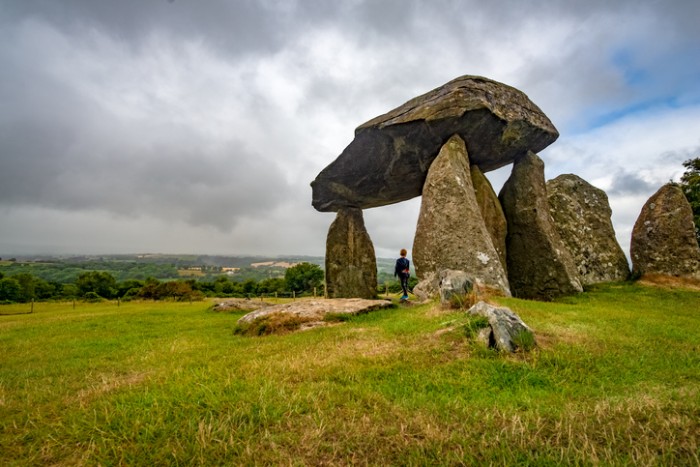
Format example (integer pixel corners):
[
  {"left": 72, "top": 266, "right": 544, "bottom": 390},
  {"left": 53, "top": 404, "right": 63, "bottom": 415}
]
[
  {"left": 293, "top": 291, "right": 296, "bottom": 301},
  {"left": 31, "top": 298, "right": 34, "bottom": 313},
  {"left": 313, "top": 287, "right": 317, "bottom": 298}
]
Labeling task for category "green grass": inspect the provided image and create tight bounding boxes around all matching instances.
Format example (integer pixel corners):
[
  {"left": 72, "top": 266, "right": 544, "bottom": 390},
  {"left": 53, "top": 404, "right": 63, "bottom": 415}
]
[{"left": 1, "top": 283, "right": 699, "bottom": 465}]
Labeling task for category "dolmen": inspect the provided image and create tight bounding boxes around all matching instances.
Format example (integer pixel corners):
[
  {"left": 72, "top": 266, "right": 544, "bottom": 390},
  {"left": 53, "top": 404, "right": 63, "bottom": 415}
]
[{"left": 312, "top": 75, "right": 629, "bottom": 301}]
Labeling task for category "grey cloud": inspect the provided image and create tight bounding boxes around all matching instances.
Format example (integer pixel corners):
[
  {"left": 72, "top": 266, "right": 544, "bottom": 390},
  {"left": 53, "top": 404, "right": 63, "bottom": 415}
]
[
  {"left": 608, "top": 170, "right": 657, "bottom": 196},
  {"left": 1, "top": 0, "right": 699, "bottom": 255}
]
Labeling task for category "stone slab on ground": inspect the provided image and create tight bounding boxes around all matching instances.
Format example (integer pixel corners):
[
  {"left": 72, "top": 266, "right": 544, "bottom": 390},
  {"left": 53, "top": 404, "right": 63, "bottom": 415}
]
[
  {"left": 237, "top": 298, "right": 394, "bottom": 328},
  {"left": 212, "top": 299, "right": 272, "bottom": 312}
]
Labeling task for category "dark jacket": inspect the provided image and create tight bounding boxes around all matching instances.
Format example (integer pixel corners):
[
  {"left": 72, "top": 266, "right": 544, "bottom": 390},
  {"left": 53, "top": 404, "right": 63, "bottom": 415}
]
[{"left": 394, "top": 257, "right": 410, "bottom": 278}]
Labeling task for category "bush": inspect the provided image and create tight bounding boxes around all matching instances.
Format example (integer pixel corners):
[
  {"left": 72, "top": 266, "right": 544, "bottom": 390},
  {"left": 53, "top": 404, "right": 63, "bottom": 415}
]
[
  {"left": 83, "top": 292, "right": 103, "bottom": 302},
  {"left": 285, "top": 263, "right": 323, "bottom": 294}
]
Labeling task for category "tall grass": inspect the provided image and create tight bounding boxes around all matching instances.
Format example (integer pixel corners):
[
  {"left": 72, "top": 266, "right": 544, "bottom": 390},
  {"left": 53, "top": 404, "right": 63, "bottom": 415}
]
[{"left": 1, "top": 283, "right": 699, "bottom": 465}]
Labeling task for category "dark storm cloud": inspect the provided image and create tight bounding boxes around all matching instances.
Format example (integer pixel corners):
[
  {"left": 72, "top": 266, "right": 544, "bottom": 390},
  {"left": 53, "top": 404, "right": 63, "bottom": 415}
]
[{"left": 0, "top": 0, "right": 291, "bottom": 57}]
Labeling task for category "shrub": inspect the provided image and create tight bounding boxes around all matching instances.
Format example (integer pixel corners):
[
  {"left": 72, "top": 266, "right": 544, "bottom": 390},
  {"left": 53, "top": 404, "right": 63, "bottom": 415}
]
[{"left": 83, "top": 292, "right": 103, "bottom": 302}]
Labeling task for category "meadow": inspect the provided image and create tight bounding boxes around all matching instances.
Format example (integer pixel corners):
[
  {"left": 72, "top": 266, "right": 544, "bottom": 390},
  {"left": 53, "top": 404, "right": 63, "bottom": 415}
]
[{"left": 1, "top": 282, "right": 698, "bottom": 465}]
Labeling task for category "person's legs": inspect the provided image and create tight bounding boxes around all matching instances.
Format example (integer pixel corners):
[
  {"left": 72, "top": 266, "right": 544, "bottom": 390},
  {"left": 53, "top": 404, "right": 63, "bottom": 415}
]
[{"left": 400, "top": 276, "right": 409, "bottom": 299}]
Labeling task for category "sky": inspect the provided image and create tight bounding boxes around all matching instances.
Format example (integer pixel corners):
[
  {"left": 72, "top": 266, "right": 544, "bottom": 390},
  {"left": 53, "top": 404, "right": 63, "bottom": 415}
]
[{"left": 1, "top": 0, "right": 699, "bottom": 260}]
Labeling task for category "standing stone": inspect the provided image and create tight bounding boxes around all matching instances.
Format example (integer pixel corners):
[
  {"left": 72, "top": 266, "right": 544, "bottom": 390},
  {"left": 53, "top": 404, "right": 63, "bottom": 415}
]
[
  {"left": 547, "top": 174, "right": 630, "bottom": 284},
  {"left": 472, "top": 164, "right": 508, "bottom": 272},
  {"left": 631, "top": 183, "right": 700, "bottom": 279},
  {"left": 413, "top": 134, "right": 511, "bottom": 296},
  {"left": 325, "top": 207, "right": 378, "bottom": 299},
  {"left": 499, "top": 151, "right": 583, "bottom": 300}
]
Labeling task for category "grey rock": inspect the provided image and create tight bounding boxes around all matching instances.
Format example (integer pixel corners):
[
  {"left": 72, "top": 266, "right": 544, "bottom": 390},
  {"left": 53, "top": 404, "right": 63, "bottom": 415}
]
[
  {"left": 213, "top": 299, "right": 271, "bottom": 312},
  {"left": 468, "top": 301, "right": 536, "bottom": 353},
  {"left": 472, "top": 164, "right": 508, "bottom": 272},
  {"left": 412, "top": 273, "right": 438, "bottom": 301},
  {"left": 547, "top": 174, "right": 630, "bottom": 284},
  {"left": 438, "top": 269, "right": 474, "bottom": 306},
  {"left": 238, "top": 298, "right": 394, "bottom": 331},
  {"left": 325, "top": 207, "right": 378, "bottom": 299},
  {"left": 499, "top": 151, "right": 583, "bottom": 300},
  {"left": 311, "top": 75, "right": 559, "bottom": 212},
  {"left": 413, "top": 134, "right": 511, "bottom": 296},
  {"left": 631, "top": 183, "right": 700, "bottom": 279}
]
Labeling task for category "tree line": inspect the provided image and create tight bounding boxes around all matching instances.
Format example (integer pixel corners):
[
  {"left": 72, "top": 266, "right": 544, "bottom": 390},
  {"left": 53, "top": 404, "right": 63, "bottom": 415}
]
[{"left": 0, "top": 262, "right": 326, "bottom": 304}]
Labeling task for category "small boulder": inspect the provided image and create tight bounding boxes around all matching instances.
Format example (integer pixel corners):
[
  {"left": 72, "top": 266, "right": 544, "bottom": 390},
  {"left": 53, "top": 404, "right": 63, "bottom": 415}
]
[
  {"left": 499, "top": 151, "right": 583, "bottom": 300},
  {"left": 311, "top": 75, "right": 559, "bottom": 212},
  {"left": 467, "top": 301, "right": 536, "bottom": 353},
  {"left": 631, "top": 183, "right": 700, "bottom": 279},
  {"left": 413, "top": 134, "right": 511, "bottom": 296},
  {"left": 547, "top": 174, "right": 630, "bottom": 284},
  {"left": 325, "top": 207, "right": 378, "bottom": 299},
  {"left": 438, "top": 269, "right": 474, "bottom": 307}
]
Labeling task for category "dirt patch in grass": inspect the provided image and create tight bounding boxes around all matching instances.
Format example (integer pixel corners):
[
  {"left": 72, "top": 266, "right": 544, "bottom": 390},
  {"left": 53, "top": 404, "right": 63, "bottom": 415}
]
[
  {"left": 71, "top": 371, "right": 150, "bottom": 407},
  {"left": 639, "top": 274, "right": 700, "bottom": 291}
]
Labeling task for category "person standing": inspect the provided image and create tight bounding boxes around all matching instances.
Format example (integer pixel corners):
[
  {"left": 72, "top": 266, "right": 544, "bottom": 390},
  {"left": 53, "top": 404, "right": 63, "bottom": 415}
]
[{"left": 394, "top": 248, "right": 411, "bottom": 301}]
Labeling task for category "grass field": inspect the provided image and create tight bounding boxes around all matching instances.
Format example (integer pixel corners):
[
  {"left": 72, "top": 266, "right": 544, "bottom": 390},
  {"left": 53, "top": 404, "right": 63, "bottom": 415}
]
[{"left": 1, "top": 282, "right": 699, "bottom": 465}]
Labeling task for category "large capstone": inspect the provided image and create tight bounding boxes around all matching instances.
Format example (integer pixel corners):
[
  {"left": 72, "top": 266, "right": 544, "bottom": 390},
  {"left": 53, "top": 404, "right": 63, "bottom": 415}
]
[
  {"left": 325, "top": 207, "right": 378, "bottom": 299},
  {"left": 631, "top": 183, "right": 700, "bottom": 279},
  {"left": 499, "top": 151, "right": 583, "bottom": 300},
  {"left": 413, "top": 134, "right": 511, "bottom": 296},
  {"left": 547, "top": 174, "right": 630, "bottom": 284},
  {"left": 311, "top": 75, "right": 559, "bottom": 212}
]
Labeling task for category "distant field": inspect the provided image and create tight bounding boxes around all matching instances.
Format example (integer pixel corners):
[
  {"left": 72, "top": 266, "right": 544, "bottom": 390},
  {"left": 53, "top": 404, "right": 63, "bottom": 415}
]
[{"left": 1, "top": 283, "right": 698, "bottom": 465}]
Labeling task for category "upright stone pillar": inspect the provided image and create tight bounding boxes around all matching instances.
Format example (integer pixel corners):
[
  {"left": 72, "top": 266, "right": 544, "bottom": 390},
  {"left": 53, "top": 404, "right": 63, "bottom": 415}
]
[
  {"left": 631, "top": 183, "right": 700, "bottom": 279},
  {"left": 325, "top": 207, "right": 378, "bottom": 299},
  {"left": 471, "top": 164, "right": 508, "bottom": 273},
  {"left": 547, "top": 174, "right": 630, "bottom": 284},
  {"left": 499, "top": 151, "right": 583, "bottom": 300},
  {"left": 413, "top": 134, "right": 511, "bottom": 296}
]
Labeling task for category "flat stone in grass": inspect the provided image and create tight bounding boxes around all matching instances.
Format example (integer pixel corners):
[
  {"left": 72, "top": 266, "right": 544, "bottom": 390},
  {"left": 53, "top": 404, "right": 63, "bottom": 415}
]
[
  {"left": 213, "top": 298, "right": 271, "bottom": 312},
  {"left": 236, "top": 298, "right": 394, "bottom": 334}
]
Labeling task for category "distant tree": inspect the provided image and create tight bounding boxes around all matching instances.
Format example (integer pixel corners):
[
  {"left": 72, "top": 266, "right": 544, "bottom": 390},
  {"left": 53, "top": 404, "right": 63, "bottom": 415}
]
[
  {"left": 679, "top": 157, "right": 700, "bottom": 243},
  {"left": 284, "top": 263, "right": 323, "bottom": 294},
  {"left": 12, "top": 273, "right": 38, "bottom": 302},
  {"left": 75, "top": 271, "right": 117, "bottom": 299},
  {"left": 258, "top": 277, "right": 286, "bottom": 294},
  {"left": 116, "top": 279, "right": 145, "bottom": 298},
  {"left": 136, "top": 277, "right": 161, "bottom": 299},
  {"left": 0, "top": 277, "right": 22, "bottom": 302}
]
